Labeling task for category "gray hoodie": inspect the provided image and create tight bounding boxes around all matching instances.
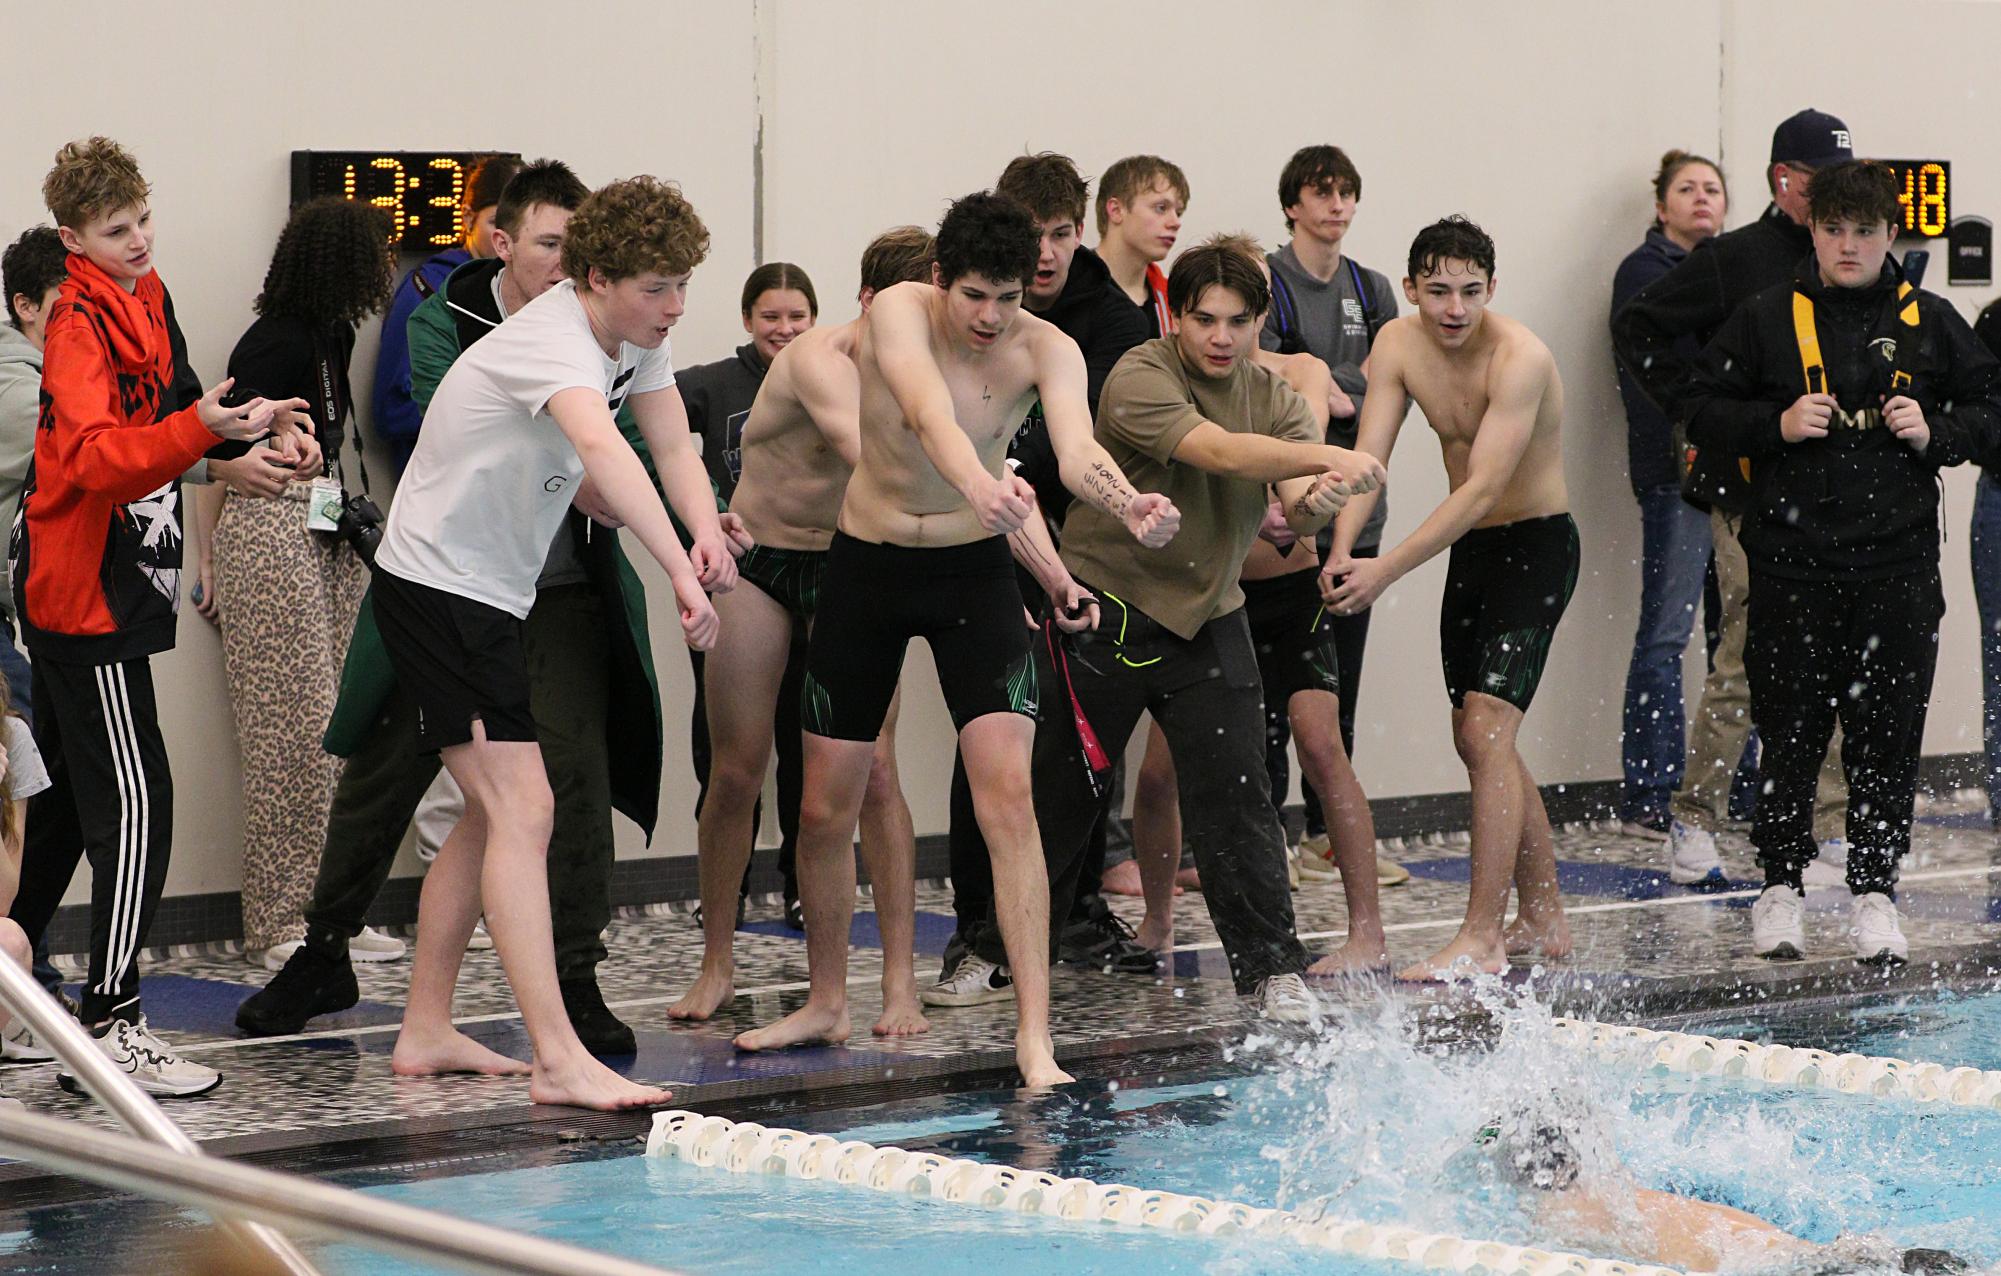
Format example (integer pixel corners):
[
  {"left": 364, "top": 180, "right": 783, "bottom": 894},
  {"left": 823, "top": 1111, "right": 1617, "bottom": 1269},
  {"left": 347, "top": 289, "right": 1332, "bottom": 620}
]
[{"left": 0, "top": 323, "right": 42, "bottom": 616}]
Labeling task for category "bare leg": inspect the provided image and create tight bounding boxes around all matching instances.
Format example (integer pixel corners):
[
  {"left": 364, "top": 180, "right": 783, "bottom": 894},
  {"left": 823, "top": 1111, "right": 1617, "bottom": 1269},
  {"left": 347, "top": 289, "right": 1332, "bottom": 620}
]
[
  {"left": 1292, "top": 693, "right": 1389, "bottom": 974},
  {"left": 1399, "top": 696, "right": 1528, "bottom": 980},
  {"left": 858, "top": 692, "right": 926, "bottom": 1037},
  {"left": 1503, "top": 756, "right": 1571, "bottom": 960},
  {"left": 734, "top": 733, "right": 872, "bottom": 1051},
  {"left": 960, "top": 712, "right": 1071, "bottom": 1088},
  {"left": 399, "top": 727, "right": 669, "bottom": 1109},
  {"left": 669, "top": 585, "right": 791, "bottom": 1021},
  {"left": 1131, "top": 720, "right": 1181, "bottom": 952},
  {"left": 0, "top": 920, "right": 29, "bottom": 1038}
]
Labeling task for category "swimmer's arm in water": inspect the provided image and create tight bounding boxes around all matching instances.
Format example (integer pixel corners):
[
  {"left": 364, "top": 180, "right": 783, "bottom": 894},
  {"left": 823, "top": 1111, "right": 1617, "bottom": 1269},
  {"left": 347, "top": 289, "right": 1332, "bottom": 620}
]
[
  {"left": 789, "top": 339, "right": 864, "bottom": 469},
  {"left": 627, "top": 385, "right": 739, "bottom": 593},
  {"left": 1035, "top": 330, "right": 1179, "bottom": 547},
  {"left": 1541, "top": 1184, "right": 1806, "bottom": 1274},
  {"left": 549, "top": 388, "right": 718, "bottom": 649},
  {"left": 871, "top": 284, "right": 1033, "bottom": 534},
  {"left": 1324, "top": 344, "right": 1544, "bottom": 615}
]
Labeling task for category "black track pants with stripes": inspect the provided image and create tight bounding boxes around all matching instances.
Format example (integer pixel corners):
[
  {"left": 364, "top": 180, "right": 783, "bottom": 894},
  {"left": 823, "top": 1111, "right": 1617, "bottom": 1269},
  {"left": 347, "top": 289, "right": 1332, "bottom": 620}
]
[{"left": 7, "top": 656, "right": 174, "bottom": 1026}]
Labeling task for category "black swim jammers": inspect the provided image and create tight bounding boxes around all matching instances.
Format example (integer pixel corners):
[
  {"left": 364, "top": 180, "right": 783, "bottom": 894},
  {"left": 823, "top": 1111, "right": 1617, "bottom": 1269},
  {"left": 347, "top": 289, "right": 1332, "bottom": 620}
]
[
  {"left": 1243, "top": 569, "right": 1343, "bottom": 709},
  {"left": 801, "top": 532, "right": 1038, "bottom": 742},
  {"left": 1439, "top": 513, "right": 1579, "bottom": 712},
  {"left": 736, "top": 542, "right": 827, "bottom": 620}
]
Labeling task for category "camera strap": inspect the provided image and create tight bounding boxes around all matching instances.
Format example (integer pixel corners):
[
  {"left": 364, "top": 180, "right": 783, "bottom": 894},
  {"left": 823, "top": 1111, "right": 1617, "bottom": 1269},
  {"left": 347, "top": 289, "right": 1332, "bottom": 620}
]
[{"left": 312, "top": 333, "right": 370, "bottom": 496}]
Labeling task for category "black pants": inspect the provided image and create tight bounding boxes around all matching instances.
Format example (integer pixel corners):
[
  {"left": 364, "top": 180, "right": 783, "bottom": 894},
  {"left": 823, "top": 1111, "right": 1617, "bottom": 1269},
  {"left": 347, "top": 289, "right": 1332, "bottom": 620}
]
[
  {"left": 1284, "top": 546, "right": 1374, "bottom": 835},
  {"left": 688, "top": 625, "right": 805, "bottom": 902},
  {"left": 9, "top": 657, "right": 174, "bottom": 1025},
  {"left": 976, "top": 604, "right": 1307, "bottom": 992},
  {"left": 303, "top": 584, "right": 618, "bottom": 978},
  {"left": 1745, "top": 568, "right": 1942, "bottom": 897}
]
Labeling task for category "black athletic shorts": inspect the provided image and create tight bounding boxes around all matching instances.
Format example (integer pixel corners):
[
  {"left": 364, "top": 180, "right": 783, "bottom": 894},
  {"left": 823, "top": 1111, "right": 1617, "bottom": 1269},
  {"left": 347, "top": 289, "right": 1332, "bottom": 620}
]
[
  {"left": 802, "top": 532, "right": 1037, "bottom": 742},
  {"left": 1243, "top": 569, "right": 1341, "bottom": 709},
  {"left": 737, "top": 543, "right": 827, "bottom": 621},
  {"left": 1439, "top": 513, "right": 1579, "bottom": 712},
  {"left": 369, "top": 568, "right": 537, "bottom": 752}
]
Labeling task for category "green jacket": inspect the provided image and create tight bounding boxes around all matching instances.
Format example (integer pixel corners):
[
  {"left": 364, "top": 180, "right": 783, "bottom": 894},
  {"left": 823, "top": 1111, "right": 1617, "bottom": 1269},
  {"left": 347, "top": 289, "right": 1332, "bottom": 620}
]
[{"left": 323, "top": 259, "right": 667, "bottom": 838}]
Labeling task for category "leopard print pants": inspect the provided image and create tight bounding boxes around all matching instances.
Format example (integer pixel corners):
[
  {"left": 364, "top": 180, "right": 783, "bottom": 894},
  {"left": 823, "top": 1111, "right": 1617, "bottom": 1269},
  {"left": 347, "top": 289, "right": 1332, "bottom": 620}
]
[{"left": 212, "top": 490, "right": 368, "bottom": 951}]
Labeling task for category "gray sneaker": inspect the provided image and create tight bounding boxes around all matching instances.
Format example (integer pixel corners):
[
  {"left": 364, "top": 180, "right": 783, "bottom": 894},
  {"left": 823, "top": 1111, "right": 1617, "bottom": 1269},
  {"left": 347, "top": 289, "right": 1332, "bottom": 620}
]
[
  {"left": 1, "top": 1017, "right": 54, "bottom": 1063},
  {"left": 919, "top": 955, "right": 1012, "bottom": 1008},
  {"left": 58, "top": 1017, "right": 220, "bottom": 1098},
  {"left": 1249, "top": 972, "right": 1318, "bottom": 1024}
]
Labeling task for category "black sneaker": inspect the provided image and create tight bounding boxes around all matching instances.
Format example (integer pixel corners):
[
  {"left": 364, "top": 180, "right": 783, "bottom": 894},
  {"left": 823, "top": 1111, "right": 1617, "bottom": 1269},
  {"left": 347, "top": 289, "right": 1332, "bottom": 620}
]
[
  {"left": 691, "top": 898, "right": 747, "bottom": 930},
  {"left": 937, "top": 929, "right": 972, "bottom": 982},
  {"left": 235, "top": 946, "right": 358, "bottom": 1037},
  {"left": 784, "top": 894, "right": 804, "bottom": 931},
  {"left": 1059, "top": 912, "right": 1158, "bottom": 974},
  {"left": 560, "top": 975, "right": 636, "bottom": 1056}
]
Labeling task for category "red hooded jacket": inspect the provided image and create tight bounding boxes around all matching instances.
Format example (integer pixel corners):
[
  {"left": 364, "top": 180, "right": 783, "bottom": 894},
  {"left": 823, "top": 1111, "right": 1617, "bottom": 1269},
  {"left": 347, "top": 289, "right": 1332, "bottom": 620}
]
[{"left": 12, "top": 255, "right": 214, "bottom": 662}]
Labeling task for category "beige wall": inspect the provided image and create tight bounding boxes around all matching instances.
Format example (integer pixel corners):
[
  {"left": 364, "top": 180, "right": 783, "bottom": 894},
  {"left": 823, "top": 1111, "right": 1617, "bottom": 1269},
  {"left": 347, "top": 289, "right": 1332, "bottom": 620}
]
[{"left": 0, "top": 0, "right": 1990, "bottom": 907}]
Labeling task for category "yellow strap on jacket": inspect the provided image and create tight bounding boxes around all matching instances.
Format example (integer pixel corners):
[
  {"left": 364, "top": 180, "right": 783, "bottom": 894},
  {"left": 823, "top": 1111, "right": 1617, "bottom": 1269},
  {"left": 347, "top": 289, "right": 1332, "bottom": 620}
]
[{"left": 1792, "top": 280, "right": 1919, "bottom": 398}]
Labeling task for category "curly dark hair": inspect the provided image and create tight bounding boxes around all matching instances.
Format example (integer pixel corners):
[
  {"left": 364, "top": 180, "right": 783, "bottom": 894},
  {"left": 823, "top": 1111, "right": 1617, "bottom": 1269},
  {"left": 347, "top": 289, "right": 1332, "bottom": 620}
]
[
  {"left": 3, "top": 226, "right": 68, "bottom": 328},
  {"left": 562, "top": 177, "right": 711, "bottom": 284},
  {"left": 255, "top": 197, "right": 396, "bottom": 327},
  {"left": 1808, "top": 159, "right": 1901, "bottom": 229},
  {"left": 1407, "top": 215, "right": 1497, "bottom": 282},
  {"left": 996, "top": 152, "right": 1088, "bottom": 227},
  {"left": 934, "top": 192, "right": 1039, "bottom": 289}
]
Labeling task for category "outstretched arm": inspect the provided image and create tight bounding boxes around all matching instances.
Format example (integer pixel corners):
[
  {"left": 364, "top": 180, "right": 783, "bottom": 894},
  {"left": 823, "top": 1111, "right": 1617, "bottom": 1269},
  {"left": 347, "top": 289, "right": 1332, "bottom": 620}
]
[
  {"left": 871, "top": 285, "right": 1031, "bottom": 533},
  {"left": 549, "top": 388, "right": 718, "bottom": 650},
  {"left": 1036, "top": 332, "right": 1178, "bottom": 547},
  {"left": 628, "top": 386, "right": 737, "bottom": 593},
  {"left": 1325, "top": 346, "right": 1545, "bottom": 613},
  {"left": 1324, "top": 337, "right": 1411, "bottom": 564},
  {"left": 1265, "top": 353, "right": 1350, "bottom": 536}
]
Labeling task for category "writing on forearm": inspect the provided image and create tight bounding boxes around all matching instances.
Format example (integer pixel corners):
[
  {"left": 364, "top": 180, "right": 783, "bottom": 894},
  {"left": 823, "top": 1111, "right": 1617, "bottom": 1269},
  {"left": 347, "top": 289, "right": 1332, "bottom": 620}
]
[{"left": 1080, "top": 460, "right": 1135, "bottom": 520}]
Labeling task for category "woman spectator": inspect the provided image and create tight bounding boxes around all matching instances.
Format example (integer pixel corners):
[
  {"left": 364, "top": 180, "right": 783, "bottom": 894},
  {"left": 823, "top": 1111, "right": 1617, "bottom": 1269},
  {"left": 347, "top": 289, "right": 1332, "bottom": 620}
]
[
  {"left": 192, "top": 197, "right": 395, "bottom": 967},
  {"left": 677, "top": 263, "right": 817, "bottom": 927},
  {"left": 1611, "top": 151, "right": 1727, "bottom": 835}
]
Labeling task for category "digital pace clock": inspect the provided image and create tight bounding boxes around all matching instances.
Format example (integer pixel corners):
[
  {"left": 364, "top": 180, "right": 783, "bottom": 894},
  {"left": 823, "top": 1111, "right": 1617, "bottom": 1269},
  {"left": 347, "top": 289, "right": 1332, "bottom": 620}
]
[
  {"left": 1878, "top": 159, "right": 1951, "bottom": 239},
  {"left": 290, "top": 151, "right": 521, "bottom": 252}
]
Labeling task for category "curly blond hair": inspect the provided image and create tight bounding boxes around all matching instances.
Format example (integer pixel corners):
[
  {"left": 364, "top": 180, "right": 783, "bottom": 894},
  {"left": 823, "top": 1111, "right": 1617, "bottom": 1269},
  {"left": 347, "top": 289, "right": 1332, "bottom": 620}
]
[
  {"left": 560, "top": 177, "right": 710, "bottom": 285},
  {"left": 43, "top": 136, "right": 151, "bottom": 231}
]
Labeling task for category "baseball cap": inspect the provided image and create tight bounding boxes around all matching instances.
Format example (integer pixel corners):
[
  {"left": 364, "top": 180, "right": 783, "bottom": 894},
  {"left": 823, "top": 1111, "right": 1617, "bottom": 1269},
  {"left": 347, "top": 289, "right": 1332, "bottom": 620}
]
[{"left": 1770, "top": 110, "right": 1853, "bottom": 167}]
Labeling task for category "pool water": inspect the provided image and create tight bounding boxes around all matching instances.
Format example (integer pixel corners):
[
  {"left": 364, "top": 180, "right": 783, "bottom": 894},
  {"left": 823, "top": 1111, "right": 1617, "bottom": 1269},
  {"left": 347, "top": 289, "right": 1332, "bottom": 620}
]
[{"left": 307, "top": 987, "right": 2001, "bottom": 1274}]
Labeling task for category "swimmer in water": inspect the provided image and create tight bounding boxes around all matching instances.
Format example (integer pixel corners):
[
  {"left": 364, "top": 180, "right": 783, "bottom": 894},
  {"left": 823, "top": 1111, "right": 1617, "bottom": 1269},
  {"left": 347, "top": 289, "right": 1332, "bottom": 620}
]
[{"left": 1477, "top": 1101, "right": 1972, "bottom": 1275}]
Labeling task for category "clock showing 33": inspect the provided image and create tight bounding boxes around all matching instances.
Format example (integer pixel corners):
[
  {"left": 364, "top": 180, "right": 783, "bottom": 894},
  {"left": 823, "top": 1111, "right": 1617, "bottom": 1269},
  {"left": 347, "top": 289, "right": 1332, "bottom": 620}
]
[{"left": 290, "top": 151, "right": 521, "bottom": 251}]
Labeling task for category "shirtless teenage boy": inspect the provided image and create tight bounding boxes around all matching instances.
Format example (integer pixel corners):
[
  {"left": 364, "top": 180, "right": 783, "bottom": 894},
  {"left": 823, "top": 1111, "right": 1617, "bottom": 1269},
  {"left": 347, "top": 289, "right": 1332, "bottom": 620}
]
[
  {"left": 667, "top": 228, "right": 932, "bottom": 1033},
  {"left": 733, "top": 193, "right": 1179, "bottom": 1087},
  {"left": 1322, "top": 217, "right": 1576, "bottom": 982}
]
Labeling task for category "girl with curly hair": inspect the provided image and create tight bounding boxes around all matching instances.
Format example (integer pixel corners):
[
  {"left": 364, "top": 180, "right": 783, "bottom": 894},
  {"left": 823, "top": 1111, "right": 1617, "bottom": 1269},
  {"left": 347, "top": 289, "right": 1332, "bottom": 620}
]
[{"left": 192, "top": 196, "right": 396, "bottom": 966}]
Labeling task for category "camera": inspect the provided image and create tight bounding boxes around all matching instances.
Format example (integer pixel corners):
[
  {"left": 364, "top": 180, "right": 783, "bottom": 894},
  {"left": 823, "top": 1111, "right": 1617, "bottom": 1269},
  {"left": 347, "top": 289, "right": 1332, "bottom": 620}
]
[{"left": 335, "top": 492, "right": 385, "bottom": 564}]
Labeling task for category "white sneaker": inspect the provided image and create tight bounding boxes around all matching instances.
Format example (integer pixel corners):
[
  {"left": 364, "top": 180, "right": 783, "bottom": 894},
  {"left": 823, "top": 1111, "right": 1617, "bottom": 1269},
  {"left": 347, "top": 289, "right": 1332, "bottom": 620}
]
[
  {"left": 920, "top": 955, "right": 1013, "bottom": 1007},
  {"left": 255, "top": 940, "right": 303, "bottom": 973},
  {"left": 58, "top": 1017, "right": 221, "bottom": 1098},
  {"left": 1375, "top": 854, "right": 1411, "bottom": 887},
  {"left": 1668, "top": 820, "right": 1725, "bottom": 886},
  {"left": 1751, "top": 885, "right": 1806, "bottom": 960},
  {"left": 1802, "top": 838, "right": 1848, "bottom": 889},
  {"left": 1249, "top": 972, "right": 1318, "bottom": 1024},
  {"left": 1286, "top": 845, "right": 1303, "bottom": 889},
  {"left": 1295, "top": 834, "right": 1338, "bottom": 883},
  {"left": 1850, "top": 892, "right": 1908, "bottom": 966},
  {"left": 467, "top": 920, "right": 493, "bottom": 951},
  {"left": 349, "top": 925, "right": 407, "bottom": 962},
  {"left": 1, "top": 1017, "right": 55, "bottom": 1063}
]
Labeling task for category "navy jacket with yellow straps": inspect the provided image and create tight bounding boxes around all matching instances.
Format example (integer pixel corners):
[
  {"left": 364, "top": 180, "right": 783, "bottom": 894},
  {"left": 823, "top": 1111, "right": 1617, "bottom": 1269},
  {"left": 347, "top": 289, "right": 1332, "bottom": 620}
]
[{"left": 1684, "top": 258, "right": 2001, "bottom": 583}]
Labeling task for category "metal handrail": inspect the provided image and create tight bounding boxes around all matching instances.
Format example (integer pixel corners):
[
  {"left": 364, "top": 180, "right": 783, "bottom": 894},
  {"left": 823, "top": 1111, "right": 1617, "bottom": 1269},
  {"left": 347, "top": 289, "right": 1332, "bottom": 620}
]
[
  {"left": 0, "top": 959, "right": 676, "bottom": 1275},
  {"left": 0, "top": 1106, "right": 678, "bottom": 1275}
]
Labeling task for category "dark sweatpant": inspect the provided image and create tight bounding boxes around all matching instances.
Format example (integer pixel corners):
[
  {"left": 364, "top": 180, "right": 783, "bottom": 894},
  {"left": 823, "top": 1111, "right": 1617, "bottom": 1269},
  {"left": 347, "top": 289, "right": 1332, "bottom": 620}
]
[
  {"left": 1744, "top": 567, "right": 1942, "bottom": 898},
  {"left": 303, "top": 584, "right": 616, "bottom": 979},
  {"left": 9, "top": 657, "right": 174, "bottom": 1026},
  {"left": 975, "top": 604, "right": 1307, "bottom": 993}
]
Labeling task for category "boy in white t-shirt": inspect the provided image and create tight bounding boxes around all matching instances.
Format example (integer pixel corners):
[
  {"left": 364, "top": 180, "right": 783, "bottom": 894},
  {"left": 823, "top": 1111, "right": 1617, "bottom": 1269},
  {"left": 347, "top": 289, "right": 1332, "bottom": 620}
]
[
  {"left": 0, "top": 710, "right": 55, "bottom": 1063},
  {"left": 372, "top": 177, "right": 736, "bottom": 1111}
]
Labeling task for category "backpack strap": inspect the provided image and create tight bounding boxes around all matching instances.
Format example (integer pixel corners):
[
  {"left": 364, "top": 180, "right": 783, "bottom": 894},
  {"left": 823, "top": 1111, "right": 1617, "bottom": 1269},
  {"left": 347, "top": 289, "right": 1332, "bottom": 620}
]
[
  {"left": 1792, "top": 280, "right": 1922, "bottom": 398},
  {"left": 1265, "top": 256, "right": 1306, "bottom": 355},
  {"left": 1346, "top": 257, "right": 1385, "bottom": 345}
]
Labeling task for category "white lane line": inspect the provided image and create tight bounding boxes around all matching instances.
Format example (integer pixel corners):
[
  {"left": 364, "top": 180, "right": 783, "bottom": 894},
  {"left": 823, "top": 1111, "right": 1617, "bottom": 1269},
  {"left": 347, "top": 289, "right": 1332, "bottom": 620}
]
[{"left": 115, "top": 862, "right": 2001, "bottom": 1058}]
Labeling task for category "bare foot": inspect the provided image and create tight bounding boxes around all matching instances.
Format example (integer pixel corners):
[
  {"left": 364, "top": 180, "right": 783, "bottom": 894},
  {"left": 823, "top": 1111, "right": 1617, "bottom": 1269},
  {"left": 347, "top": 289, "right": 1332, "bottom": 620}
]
[
  {"left": 1134, "top": 919, "right": 1174, "bottom": 953},
  {"left": 1174, "top": 866, "right": 1202, "bottom": 892},
  {"left": 734, "top": 1001, "right": 850, "bottom": 1052},
  {"left": 1503, "top": 913, "right": 1574, "bottom": 962},
  {"left": 665, "top": 967, "right": 736, "bottom": 1021},
  {"left": 1396, "top": 933, "right": 1506, "bottom": 982},
  {"left": 1103, "top": 860, "right": 1181, "bottom": 898},
  {"left": 1307, "top": 938, "right": 1391, "bottom": 977},
  {"left": 530, "top": 1052, "right": 672, "bottom": 1111},
  {"left": 391, "top": 1026, "right": 533, "bottom": 1078},
  {"left": 873, "top": 992, "right": 931, "bottom": 1037},
  {"left": 1017, "top": 1036, "right": 1073, "bottom": 1088}
]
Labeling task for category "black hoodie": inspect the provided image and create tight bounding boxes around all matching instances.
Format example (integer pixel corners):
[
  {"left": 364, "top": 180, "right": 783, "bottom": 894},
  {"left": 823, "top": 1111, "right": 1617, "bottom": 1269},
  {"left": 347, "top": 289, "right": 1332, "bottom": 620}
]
[
  {"left": 677, "top": 342, "right": 767, "bottom": 503},
  {"left": 1683, "top": 258, "right": 2001, "bottom": 581}
]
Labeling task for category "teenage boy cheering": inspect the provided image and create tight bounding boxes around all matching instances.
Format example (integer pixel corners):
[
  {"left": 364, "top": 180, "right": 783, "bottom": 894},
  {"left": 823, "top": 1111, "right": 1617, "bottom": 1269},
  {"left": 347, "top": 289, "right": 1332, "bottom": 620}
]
[
  {"left": 370, "top": 176, "right": 732, "bottom": 1110},
  {"left": 1259, "top": 145, "right": 1408, "bottom": 888},
  {"left": 733, "top": 193, "right": 1178, "bottom": 1087},
  {"left": 1323, "top": 217, "right": 1575, "bottom": 982},
  {"left": 8, "top": 137, "right": 316, "bottom": 1096},
  {"left": 950, "top": 242, "right": 1380, "bottom": 1019},
  {"left": 1682, "top": 160, "right": 2001, "bottom": 964}
]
